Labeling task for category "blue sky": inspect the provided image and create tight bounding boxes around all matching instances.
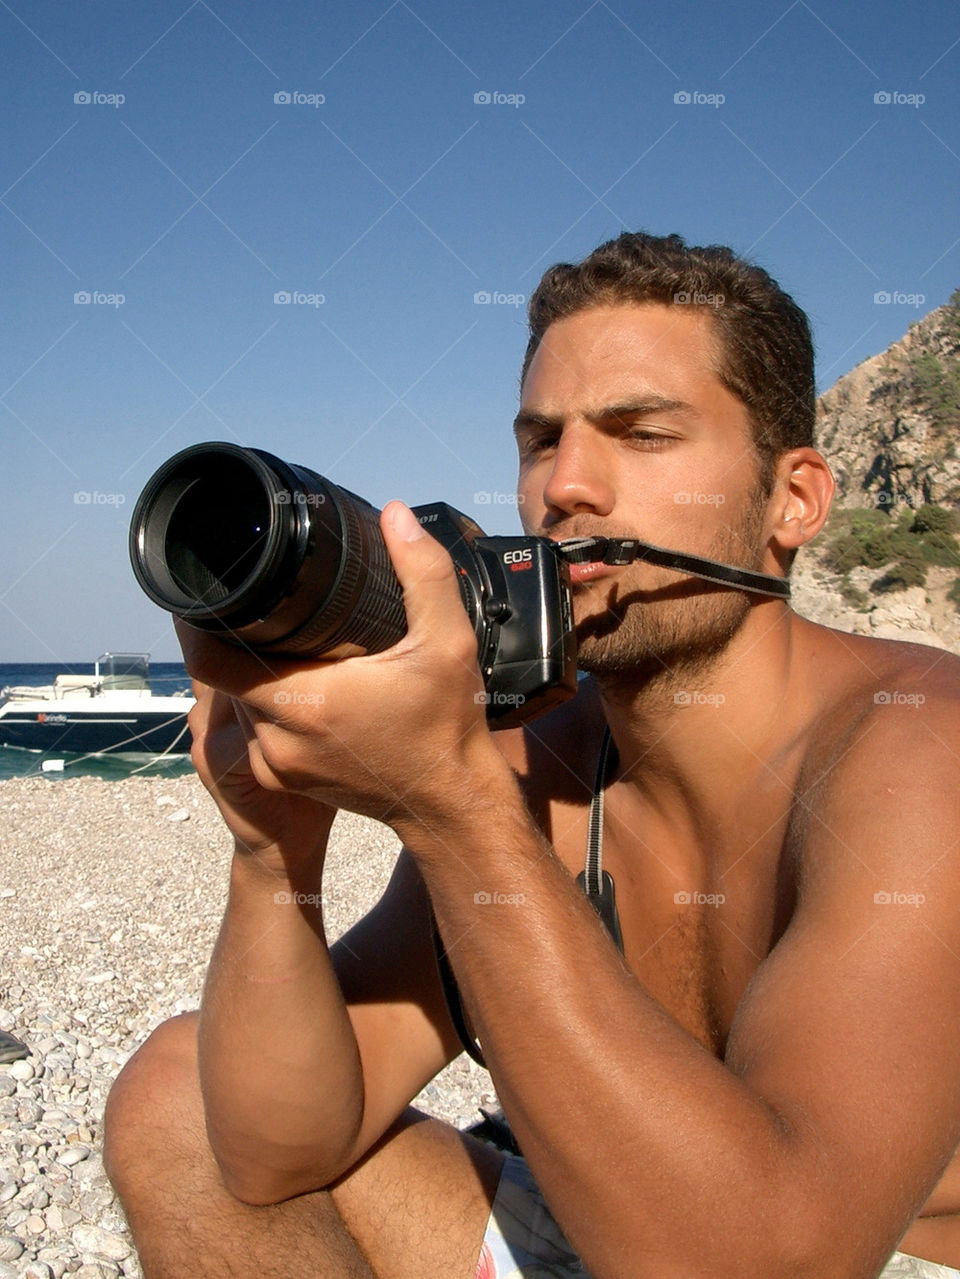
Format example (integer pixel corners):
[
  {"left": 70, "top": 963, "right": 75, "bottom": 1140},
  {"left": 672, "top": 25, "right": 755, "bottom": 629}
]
[{"left": 1, "top": 0, "right": 958, "bottom": 661}]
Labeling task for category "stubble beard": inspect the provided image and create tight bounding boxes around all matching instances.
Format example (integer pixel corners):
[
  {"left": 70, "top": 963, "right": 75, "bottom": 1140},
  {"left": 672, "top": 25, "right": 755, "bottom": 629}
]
[{"left": 573, "top": 494, "right": 769, "bottom": 696}]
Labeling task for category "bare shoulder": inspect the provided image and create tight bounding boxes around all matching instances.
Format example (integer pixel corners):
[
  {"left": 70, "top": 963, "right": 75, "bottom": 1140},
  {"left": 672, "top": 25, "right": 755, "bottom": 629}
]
[
  {"left": 792, "top": 622, "right": 960, "bottom": 873},
  {"left": 799, "top": 623, "right": 960, "bottom": 757}
]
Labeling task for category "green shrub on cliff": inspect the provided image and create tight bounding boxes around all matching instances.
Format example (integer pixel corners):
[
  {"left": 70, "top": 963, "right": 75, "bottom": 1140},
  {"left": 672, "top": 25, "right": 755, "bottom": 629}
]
[{"left": 823, "top": 503, "right": 960, "bottom": 587}]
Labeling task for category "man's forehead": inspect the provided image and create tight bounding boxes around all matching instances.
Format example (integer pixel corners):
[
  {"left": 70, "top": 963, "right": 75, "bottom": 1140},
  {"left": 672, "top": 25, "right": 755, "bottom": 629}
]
[{"left": 521, "top": 302, "right": 724, "bottom": 409}]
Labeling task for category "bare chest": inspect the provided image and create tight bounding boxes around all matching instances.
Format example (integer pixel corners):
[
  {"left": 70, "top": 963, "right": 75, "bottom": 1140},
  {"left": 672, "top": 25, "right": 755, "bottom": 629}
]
[{"left": 548, "top": 789, "right": 799, "bottom": 1058}]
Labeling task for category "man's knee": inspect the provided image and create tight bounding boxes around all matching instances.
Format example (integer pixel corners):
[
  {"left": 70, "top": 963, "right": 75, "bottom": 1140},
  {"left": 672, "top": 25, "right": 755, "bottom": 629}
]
[{"left": 103, "top": 1011, "right": 202, "bottom": 1192}]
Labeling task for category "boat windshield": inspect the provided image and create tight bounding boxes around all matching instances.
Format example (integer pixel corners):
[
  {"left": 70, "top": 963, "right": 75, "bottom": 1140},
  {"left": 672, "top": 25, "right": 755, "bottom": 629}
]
[{"left": 95, "top": 652, "right": 150, "bottom": 690}]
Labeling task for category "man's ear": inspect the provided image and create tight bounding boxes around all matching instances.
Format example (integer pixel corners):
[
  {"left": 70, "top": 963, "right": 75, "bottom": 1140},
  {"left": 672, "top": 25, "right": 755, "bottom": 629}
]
[{"left": 766, "top": 448, "right": 835, "bottom": 568}]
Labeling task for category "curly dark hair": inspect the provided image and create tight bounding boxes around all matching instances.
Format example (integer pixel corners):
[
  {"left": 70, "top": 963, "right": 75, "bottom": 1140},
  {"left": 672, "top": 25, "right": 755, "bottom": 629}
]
[{"left": 522, "top": 231, "right": 816, "bottom": 494}]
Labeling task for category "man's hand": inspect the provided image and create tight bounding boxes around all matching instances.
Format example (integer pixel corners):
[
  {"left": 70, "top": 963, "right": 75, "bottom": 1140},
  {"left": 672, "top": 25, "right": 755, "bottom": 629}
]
[
  {"left": 188, "top": 681, "right": 336, "bottom": 875},
  {"left": 177, "top": 500, "right": 496, "bottom": 839}
]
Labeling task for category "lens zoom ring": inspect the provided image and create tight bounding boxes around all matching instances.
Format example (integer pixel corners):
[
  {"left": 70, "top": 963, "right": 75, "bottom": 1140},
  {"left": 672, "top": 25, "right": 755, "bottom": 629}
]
[{"left": 278, "top": 493, "right": 407, "bottom": 655}]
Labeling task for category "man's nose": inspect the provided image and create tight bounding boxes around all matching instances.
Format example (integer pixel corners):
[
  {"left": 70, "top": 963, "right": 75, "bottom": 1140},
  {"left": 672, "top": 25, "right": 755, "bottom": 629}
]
[{"left": 541, "top": 429, "right": 615, "bottom": 519}]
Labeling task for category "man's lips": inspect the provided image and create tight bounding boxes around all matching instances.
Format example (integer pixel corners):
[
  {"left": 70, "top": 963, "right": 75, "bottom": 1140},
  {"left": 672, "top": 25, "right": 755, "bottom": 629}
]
[{"left": 566, "top": 559, "right": 623, "bottom": 584}]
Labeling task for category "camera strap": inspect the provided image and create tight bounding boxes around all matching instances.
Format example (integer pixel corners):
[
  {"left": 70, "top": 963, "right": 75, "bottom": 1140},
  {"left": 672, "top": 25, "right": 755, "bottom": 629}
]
[
  {"left": 576, "top": 725, "right": 624, "bottom": 956},
  {"left": 556, "top": 536, "right": 790, "bottom": 600}
]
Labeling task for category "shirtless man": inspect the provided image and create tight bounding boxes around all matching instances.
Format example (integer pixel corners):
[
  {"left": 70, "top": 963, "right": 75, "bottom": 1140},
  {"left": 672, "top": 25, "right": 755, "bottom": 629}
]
[{"left": 104, "top": 232, "right": 960, "bottom": 1278}]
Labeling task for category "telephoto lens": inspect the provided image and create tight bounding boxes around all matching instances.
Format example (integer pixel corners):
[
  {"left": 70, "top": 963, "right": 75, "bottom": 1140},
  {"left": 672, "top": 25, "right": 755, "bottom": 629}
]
[{"left": 129, "top": 442, "right": 408, "bottom": 658}]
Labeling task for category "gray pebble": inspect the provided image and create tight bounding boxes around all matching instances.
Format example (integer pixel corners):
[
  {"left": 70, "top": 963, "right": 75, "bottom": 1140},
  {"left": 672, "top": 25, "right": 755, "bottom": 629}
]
[
  {"left": 0, "top": 1078, "right": 16, "bottom": 1099},
  {"left": 8, "top": 1062, "right": 34, "bottom": 1082},
  {"left": 71, "top": 1158, "right": 105, "bottom": 1186},
  {"left": 71, "top": 1225, "right": 131, "bottom": 1262},
  {"left": 0, "top": 1263, "right": 14, "bottom": 1279},
  {"left": 36, "top": 1260, "right": 67, "bottom": 1279},
  {"left": 17, "top": 1101, "right": 42, "bottom": 1126},
  {"left": 0, "top": 1188, "right": 18, "bottom": 1207},
  {"left": 77, "top": 1190, "right": 113, "bottom": 1219},
  {"left": 55, "top": 1149, "right": 89, "bottom": 1169},
  {"left": 20, "top": 1263, "right": 54, "bottom": 1279},
  {"left": 0, "top": 1239, "right": 21, "bottom": 1262}
]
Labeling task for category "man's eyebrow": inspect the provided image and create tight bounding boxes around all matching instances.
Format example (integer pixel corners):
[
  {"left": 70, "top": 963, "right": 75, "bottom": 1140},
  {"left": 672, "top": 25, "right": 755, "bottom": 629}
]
[
  {"left": 513, "top": 396, "right": 695, "bottom": 435},
  {"left": 512, "top": 409, "right": 560, "bottom": 436},
  {"left": 586, "top": 396, "right": 695, "bottom": 424}
]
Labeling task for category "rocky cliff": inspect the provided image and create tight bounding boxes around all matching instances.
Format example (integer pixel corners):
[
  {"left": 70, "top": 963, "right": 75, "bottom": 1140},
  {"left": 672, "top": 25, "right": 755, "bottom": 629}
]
[{"left": 792, "top": 292, "right": 960, "bottom": 652}]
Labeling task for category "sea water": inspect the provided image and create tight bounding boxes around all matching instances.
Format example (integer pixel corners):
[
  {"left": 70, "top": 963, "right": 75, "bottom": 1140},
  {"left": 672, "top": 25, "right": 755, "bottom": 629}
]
[{"left": 0, "top": 662, "right": 195, "bottom": 780}]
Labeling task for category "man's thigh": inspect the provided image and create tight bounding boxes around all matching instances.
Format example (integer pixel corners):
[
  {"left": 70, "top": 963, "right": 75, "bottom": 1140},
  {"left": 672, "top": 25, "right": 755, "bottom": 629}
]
[
  {"left": 106, "top": 1011, "right": 505, "bottom": 1279},
  {"left": 331, "top": 1106, "right": 506, "bottom": 1277}
]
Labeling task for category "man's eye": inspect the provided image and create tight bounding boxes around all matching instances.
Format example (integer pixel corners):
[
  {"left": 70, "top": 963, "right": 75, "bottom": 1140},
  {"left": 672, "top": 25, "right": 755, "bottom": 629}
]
[
  {"left": 520, "top": 435, "right": 557, "bottom": 456},
  {"left": 625, "top": 429, "right": 673, "bottom": 449}
]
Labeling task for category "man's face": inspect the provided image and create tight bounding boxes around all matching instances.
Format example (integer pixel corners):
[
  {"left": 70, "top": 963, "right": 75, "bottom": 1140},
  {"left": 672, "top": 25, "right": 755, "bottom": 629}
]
[{"left": 515, "top": 302, "right": 773, "bottom": 684}]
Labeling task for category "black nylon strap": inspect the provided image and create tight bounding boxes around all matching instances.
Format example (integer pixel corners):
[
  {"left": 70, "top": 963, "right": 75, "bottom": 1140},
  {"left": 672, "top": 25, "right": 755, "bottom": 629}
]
[
  {"left": 576, "top": 726, "right": 624, "bottom": 955},
  {"left": 557, "top": 536, "right": 790, "bottom": 600}
]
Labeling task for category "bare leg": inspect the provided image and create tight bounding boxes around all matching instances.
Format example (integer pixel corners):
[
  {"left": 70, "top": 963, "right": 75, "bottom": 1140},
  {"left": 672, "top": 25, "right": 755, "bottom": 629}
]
[{"left": 103, "top": 1013, "right": 504, "bottom": 1279}]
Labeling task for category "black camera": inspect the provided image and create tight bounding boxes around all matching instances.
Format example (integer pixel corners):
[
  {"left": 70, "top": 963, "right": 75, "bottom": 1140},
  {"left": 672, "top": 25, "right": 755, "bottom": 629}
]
[{"left": 129, "top": 442, "right": 578, "bottom": 729}]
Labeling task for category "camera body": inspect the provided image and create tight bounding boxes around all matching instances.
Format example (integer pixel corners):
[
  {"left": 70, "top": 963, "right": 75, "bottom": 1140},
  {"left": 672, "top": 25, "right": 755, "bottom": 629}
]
[
  {"left": 129, "top": 443, "right": 578, "bottom": 730},
  {"left": 409, "top": 502, "right": 576, "bottom": 726}
]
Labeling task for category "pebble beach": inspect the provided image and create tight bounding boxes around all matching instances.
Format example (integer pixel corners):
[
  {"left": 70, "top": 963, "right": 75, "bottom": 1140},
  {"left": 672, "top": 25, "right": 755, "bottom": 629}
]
[{"left": 0, "top": 774, "right": 495, "bottom": 1278}]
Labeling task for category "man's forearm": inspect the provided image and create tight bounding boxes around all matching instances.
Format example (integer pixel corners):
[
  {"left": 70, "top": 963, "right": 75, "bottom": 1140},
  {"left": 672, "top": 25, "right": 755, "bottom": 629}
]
[
  {"left": 401, "top": 753, "right": 807, "bottom": 1279},
  {"left": 197, "top": 849, "right": 364, "bottom": 1203}
]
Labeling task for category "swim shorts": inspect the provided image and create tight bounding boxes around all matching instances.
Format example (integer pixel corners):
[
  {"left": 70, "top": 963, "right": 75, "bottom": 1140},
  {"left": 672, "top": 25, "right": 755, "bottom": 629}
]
[{"left": 474, "top": 1155, "right": 960, "bottom": 1279}]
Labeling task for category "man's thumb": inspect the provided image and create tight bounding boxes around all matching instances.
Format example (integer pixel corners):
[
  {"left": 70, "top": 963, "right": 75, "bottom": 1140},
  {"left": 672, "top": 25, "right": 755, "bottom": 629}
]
[
  {"left": 380, "top": 500, "right": 465, "bottom": 639},
  {"left": 385, "top": 499, "right": 427, "bottom": 545}
]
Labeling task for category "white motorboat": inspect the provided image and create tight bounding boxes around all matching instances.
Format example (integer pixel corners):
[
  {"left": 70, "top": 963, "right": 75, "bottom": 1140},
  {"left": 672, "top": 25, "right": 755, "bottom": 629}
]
[{"left": 0, "top": 653, "right": 193, "bottom": 758}]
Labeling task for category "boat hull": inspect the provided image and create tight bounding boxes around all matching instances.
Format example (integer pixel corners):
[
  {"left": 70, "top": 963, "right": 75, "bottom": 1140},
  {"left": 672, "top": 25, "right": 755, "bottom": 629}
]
[{"left": 0, "top": 703, "right": 192, "bottom": 755}]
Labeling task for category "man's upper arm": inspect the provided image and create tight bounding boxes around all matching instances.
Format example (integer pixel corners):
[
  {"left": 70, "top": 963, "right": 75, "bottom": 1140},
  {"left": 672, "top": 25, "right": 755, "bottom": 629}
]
[{"left": 724, "top": 699, "right": 960, "bottom": 1273}]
